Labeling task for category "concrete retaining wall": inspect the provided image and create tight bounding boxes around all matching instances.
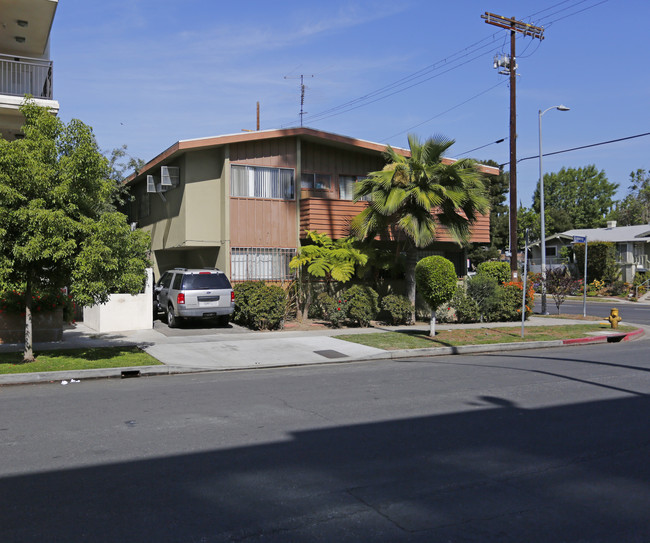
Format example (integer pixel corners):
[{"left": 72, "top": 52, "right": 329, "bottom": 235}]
[{"left": 83, "top": 269, "right": 153, "bottom": 333}]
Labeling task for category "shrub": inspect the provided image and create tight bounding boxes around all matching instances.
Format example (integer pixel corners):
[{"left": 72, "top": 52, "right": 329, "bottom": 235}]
[
  {"left": 0, "top": 289, "right": 76, "bottom": 323},
  {"left": 487, "top": 281, "right": 534, "bottom": 322},
  {"left": 343, "top": 285, "right": 379, "bottom": 327},
  {"left": 573, "top": 242, "right": 619, "bottom": 283},
  {"left": 315, "top": 292, "right": 348, "bottom": 328},
  {"left": 450, "top": 286, "right": 480, "bottom": 323},
  {"left": 380, "top": 294, "right": 414, "bottom": 325},
  {"left": 233, "top": 281, "right": 287, "bottom": 330},
  {"left": 476, "top": 261, "right": 511, "bottom": 284},
  {"left": 466, "top": 274, "right": 499, "bottom": 322},
  {"left": 415, "top": 256, "right": 457, "bottom": 312}
]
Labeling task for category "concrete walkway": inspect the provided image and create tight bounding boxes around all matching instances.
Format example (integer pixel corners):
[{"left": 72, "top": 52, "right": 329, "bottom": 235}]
[{"left": 0, "top": 316, "right": 646, "bottom": 386}]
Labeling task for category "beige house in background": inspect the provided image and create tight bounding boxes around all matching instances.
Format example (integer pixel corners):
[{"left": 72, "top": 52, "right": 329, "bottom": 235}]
[
  {"left": 125, "top": 127, "right": 496, "bottom": 282},
  {"left": 528, "top": 222, "right": 650, "bottom": 282}
]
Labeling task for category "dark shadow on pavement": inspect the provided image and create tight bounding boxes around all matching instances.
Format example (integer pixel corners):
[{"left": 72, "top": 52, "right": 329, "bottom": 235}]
[{"left": 1, "top": 395, "right": 649, "bottom": 542}]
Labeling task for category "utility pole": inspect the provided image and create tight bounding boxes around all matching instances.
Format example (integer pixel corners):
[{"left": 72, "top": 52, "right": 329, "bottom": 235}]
[
  {"left": 482, "top": 12, "right": 544, "bottom": 279},
  {"left": 284, "top": 74, "right": 314, "bottom": 126}
]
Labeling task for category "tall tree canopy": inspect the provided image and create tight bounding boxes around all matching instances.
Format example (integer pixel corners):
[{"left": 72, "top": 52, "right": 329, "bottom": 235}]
[
  {"left": 608, "top": 169, "right": 650, "bottom": 226},
  {"left": 351, "top": 134, "right": 488, "bottom": 321},
  {"left": 531, "top": 165, "right": 618, "bottom": 231},
  {"left": 0, "top": 102, "right": 150, "bottom": 361}
]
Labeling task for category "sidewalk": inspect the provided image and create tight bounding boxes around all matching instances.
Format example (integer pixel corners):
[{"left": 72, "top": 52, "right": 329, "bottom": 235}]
[{"left": 0, "top": 316, "right": 645, "bottom": 386}]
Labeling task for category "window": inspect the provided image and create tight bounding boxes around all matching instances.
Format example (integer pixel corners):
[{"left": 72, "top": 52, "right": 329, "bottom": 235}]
[
  {"left": 545, "top": 246, "right": 557, "bottom": 258},
  {"left": 231, "top": 247, "right": 296, "bottom": 281},
  {"left": 231, "top": 165, "right": 294, "bottom": 200},
  {"left": 339, "top": 175, "right": 371, "bottom": 201},
  {"left": 138, "top": 186, "right": 150, "bottom": 218},
  {"left": 301, "top": 173, "right": 331, "bottom": 191},
  {"left": 172, "top": 273, "right": 183, "bottom": 290}
]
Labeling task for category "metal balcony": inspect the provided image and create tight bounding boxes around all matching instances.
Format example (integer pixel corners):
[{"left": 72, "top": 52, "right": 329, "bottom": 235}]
[{"left": 0, "top": 54, "right": 53, "bottom": 100}]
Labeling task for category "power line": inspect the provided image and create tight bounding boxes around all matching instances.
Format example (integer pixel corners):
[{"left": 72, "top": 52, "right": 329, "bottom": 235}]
[
  {"left": 452, "top": 137, "right": 508, "bottom": 158},
  {"left": 383, "top": 80, "right": 508, "bottom": 141},
  {"left": 497, "top": 131, "right": 650, "bottom": 168}
]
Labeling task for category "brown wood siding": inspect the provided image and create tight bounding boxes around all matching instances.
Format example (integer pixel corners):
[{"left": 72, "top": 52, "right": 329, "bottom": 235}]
[
  {"left": 301, "top": 141, "right": 385, "bottom": 199},
  {"left": 300, "top": 198, "right": 490, "bottom": 244},
  {"left": 231, "top": 198, "right": 297, "bottom": 247},
  {"left": 230, "top": 138, "right": 297, "bottom": 169}
]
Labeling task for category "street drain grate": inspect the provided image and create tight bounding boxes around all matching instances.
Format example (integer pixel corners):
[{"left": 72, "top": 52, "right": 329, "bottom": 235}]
[{"left": 313, "top": 349, "right": 347, "bottom": 359}]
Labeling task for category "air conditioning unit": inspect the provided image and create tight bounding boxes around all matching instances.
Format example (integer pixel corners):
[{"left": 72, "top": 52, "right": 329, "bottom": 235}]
[{"left": 160, "top": 166, "right": 180, "bottom": 188}]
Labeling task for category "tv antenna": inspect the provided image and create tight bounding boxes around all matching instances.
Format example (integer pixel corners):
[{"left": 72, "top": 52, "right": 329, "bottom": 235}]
[{"left": 284, "top": 74, "right": 314, "bottom": 126}]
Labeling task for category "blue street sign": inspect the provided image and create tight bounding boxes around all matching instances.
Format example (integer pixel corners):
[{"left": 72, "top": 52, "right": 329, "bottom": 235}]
[{"left": 573, "top": 236, "right": 586, "bottom": 243}]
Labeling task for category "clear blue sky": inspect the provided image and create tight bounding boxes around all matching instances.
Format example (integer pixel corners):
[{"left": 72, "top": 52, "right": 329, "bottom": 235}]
[{"left": 51, "top": 0, "right": 649, "bottom": 208}]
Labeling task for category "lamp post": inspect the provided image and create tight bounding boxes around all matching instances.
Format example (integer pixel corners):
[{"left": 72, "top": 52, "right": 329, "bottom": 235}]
[{"left": 539, "top": 104, "right": 570, "bottom": 315}]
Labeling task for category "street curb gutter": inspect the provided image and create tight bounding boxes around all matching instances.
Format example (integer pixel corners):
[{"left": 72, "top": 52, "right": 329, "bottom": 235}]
[{"left": 0, "top": 328, "right": 644, "bottom": 386}]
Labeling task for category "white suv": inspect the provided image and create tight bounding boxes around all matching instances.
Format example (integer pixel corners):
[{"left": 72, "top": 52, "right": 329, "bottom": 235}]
[{"left": 154, "top": 268, "right": 235, "bottom": 328}]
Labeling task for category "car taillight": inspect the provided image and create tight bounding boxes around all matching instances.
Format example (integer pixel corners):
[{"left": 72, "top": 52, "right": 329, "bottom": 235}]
[
  {"left": 177, "top": 293, "right": 185, "bottom": 305},
  {"left": 231, "top": 291, "right": 235, "bottom": 303}
]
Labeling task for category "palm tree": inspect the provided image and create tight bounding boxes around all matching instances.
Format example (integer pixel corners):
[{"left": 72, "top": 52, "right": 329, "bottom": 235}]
[{"left": 351, "top": 134, "right": 489, "bottom": 322}]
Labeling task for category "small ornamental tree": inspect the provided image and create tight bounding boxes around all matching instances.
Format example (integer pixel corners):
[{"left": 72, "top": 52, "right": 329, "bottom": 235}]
[
  {"left": 289, "top": 230, "right": 368, "bottom": 321},
  {"left": 415, "top": 256, "right": 457, "bottom": 336},
  {"left": 544, "top": 268, "right": 580, "bottom": 314},
  {"left": 0, "top": 101, "right": 150, "bottom": 362}
]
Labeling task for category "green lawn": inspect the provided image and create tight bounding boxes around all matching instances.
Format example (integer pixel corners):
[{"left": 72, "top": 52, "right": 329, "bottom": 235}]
[
  {"left": 0, "top": 347, "right": 162, "bottom": 374},
  {"left": 335, "top": 324, "right": 636, "bottom": 350}
]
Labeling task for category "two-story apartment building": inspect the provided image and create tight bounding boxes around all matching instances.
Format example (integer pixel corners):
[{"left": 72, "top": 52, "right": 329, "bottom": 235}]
[
  {"left": 125, "top": 127, "right": 497, "bottom": 281},
  {"left": 0, "top": 0, "right": 59, "bottom": 140}
]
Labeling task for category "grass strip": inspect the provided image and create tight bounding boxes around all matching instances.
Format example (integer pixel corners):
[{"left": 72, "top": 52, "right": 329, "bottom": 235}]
[
  {"left": 0, "top": 347, "right": 162, "bottom": 374},
  {"left": 336, "top": 324, "right": 636, "bottom": 350}
]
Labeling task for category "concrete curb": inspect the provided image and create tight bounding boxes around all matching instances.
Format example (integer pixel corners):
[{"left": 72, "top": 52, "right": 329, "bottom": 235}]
[{"left": 1, "top": 327, "right": 643, "bottom": 386}]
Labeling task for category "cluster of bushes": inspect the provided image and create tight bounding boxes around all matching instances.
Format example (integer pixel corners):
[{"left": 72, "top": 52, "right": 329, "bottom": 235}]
[
  {"left": 436, "top": 261, "right": 534, "bottom": 324},
  {"left": 313, "top": 285, "right": 411, "bottom": 328},
  {"left": 0, "top": 289, "right": 76, "bottom": 323},
  {"left": 234, "top": 281, "right": 415, "bottom": 329}
]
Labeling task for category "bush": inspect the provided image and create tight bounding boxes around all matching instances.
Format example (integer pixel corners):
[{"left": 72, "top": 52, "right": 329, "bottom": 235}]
[
  {"left": 0, "top": 289, "right": 76, "bottom": 323},
  {"left": 573, "top": 242, "right": 619, "bottom": 283},
  {"left": 315, "top": 292, "right": 348, "bottom": 327},
  {"left": 415, "top": 256, "right": 457, "bottom": 313},
  {"left": 487, "top": 281, "right": 534, "bottom": 322},
  {"left": 450, "top": 287, "right": 480, "bottom": 323},
  {"left": 233, "top": 281, "right": 287, "bottom": 330},
  {"left": 380, "top": 294, "right": 414, "bottom": 325},
  {"left": 466, "top": 274, "right": 499, "bottom": 321},
  {"left": 343, "top": 285, "right": 379, "bottom": 327},
  {"left": 476, "top": 261, "right": 511, "bottom": 284}
]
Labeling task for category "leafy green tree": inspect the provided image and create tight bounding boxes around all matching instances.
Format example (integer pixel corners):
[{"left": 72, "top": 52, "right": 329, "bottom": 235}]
[
  {"left": 351, "top": 134, "right": 488, "bottom": 322},
  {"left": 105, "top": 144, "right": 146, "bottom": 210},
  {"left": 474, "top": 158, "right": 509, "bottom": 251},
  {"left": 415, "top": 255, "right": 457, "bottom": 336},
  {"left": 532, "top": 165, "right": 618, "bottom": 230},
  {"left": 609, "top": 169, "right": 650, "bottom": 226},
  {"left": 289, "top": 230, "right": 368, "bottom": 320},
  {"left": 0, "top": 102, "right": 150, "bottom": 362}
]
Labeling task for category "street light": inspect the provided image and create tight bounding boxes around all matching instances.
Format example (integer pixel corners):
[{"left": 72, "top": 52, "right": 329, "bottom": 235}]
[{"left": 539, "top": 104, "right": 570, "bottom": 315}]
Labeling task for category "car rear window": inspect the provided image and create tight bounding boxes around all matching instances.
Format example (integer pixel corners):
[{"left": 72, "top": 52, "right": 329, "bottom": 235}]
[{"left": 181, "top": 273, "right": 232, "bottom": 290}]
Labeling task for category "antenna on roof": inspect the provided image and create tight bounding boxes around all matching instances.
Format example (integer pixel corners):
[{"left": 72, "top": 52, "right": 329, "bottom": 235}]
[{"left": 284, "top": 74, "right": 314, "bottom": 126}]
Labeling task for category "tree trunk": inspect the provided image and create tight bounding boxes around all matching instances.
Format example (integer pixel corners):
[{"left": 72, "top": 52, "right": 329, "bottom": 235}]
[
  {"left": 405, "top": 248, "right": 418, "bottom": 324},
  {"left": 429, "top": 310, "right": 436, "bottom": 337},
  {"left": 23, "top": 277, "right": 35, "bottom": 363}
]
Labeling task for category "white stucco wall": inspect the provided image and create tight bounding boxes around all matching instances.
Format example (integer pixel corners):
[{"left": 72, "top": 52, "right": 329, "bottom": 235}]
[{"left": 83, "top": 269, "right": 153, "bottom": 333}]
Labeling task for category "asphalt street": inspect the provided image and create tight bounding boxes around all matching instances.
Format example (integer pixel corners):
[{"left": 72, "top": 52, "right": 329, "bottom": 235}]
[{"left": 1, "top": 340, "right": 649, "bottom": 542}]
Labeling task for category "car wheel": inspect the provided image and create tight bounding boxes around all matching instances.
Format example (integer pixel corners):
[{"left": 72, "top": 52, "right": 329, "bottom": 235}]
[{"left": 167, "top": 306, "right": 179, "bottom": 328}]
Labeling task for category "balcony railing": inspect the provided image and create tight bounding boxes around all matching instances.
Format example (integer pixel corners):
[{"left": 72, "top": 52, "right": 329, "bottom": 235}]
[{"left": 0, "top": 54, "right": 53, "bottom": 100}]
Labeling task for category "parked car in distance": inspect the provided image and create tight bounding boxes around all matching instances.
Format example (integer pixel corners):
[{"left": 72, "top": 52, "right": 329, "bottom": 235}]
[{"left": 154, "top": 268, "right": 235, "bottom": 328}]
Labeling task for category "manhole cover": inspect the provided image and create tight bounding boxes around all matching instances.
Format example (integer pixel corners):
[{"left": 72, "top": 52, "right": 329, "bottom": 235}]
[{"left": 313, "top": 349, "right": 347, "bottom": 359}]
